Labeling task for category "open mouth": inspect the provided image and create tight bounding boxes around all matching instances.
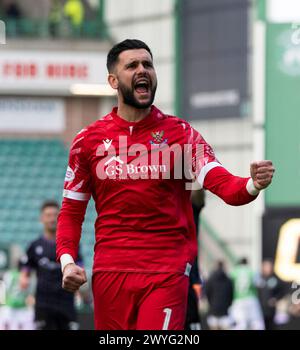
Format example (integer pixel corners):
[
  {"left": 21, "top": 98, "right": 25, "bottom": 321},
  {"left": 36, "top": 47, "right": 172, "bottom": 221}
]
[{"left": 134, "top": 79, "right": 150, "bottom": 94}]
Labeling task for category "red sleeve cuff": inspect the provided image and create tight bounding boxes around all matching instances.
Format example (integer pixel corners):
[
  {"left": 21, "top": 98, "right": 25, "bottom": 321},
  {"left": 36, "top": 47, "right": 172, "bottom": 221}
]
[{"left": 203, "top": 167, "right": 258, "bottom": 206}]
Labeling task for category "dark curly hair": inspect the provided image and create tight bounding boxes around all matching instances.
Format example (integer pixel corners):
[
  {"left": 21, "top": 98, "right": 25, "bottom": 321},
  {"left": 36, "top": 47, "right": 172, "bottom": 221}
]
[{"left": 106, "top": 39, "right": 153, "bottom": 73}]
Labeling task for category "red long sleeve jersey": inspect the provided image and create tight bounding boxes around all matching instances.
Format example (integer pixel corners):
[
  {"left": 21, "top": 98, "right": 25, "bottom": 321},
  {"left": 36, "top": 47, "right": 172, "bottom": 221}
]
[{"left": 57, "top": 106, "right": 257, "bottom": 274}]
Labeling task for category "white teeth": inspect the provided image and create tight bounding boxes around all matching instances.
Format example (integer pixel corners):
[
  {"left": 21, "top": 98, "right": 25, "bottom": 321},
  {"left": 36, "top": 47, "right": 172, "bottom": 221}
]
[{"left": 135, "top": 80, "right": 149, "bottom": 85}]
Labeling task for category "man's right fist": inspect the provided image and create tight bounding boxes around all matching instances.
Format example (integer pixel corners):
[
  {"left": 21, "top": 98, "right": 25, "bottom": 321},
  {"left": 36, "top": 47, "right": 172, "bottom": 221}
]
[{"left": 62, "top": 263, "right": 87, "bottom": 293}]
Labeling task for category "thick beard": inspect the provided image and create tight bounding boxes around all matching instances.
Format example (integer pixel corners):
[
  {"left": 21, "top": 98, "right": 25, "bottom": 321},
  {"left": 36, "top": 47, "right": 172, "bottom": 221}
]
[
  {"left": 48, "top": 223, "right": 57, "bottom": 234},
  {"left": 118, "top": 80, "right": 157, "bottom": 110}
]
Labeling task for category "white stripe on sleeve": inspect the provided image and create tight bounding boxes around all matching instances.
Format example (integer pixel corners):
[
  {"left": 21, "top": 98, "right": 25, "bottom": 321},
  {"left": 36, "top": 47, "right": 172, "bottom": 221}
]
[
  {"left": 63, "top": 189, "right": 91, "bottom": 201},
  {"left": 197, "top": 162, "right": 223, "bottom": 188}
]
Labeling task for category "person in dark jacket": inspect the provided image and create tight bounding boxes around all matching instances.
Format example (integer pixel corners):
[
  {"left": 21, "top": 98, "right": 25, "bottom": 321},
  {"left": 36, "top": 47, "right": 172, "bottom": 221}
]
[
  {"left": 184, "top": 189, "right": 205, "bottom": 330},
  {"left": 205, "top": 260, "right": 234, "bottom": 330},
  {"left": 256, "top": 259, "right": 287, "bottom": 330},
  {"left": 19, "top": 201, "right": 84, "bottom": 330}
]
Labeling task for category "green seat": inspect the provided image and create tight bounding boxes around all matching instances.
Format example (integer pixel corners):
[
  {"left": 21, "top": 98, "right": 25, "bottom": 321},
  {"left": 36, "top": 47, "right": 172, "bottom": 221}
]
[{"left": 0, "top": 139, "right": 95, "bottom": 275}]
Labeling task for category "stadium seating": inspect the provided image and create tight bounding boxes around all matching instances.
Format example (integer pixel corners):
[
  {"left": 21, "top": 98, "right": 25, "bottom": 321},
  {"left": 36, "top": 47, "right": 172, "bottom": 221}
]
[
  {"left": 0, "top": 139, "right": 96, "bottom": 274},
  {"left": 4, "top": 18, "right": 107, "bottom": 40}
]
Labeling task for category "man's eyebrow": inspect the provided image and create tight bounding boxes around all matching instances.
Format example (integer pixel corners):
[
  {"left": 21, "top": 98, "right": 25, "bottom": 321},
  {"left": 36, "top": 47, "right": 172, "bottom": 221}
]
[
  {"left": 125, "top": 60, "right": 138, "bottom": 67},
  {"left": 125, "top": 59, "right": 153, "bottom": 67}
]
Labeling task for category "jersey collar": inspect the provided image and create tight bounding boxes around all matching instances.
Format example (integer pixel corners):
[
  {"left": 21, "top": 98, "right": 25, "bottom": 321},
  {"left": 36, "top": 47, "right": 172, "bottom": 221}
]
[{"left": 110, "top": 105, "right": 163, "bottom": 130}]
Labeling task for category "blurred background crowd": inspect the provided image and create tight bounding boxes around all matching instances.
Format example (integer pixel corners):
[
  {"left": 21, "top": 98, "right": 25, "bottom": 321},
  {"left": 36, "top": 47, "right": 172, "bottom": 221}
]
[
  {"left": 0, "top": 0, "right": 300, "bottom": 330},
  {"left": 0, "top": 0, "right": 104, "bottom": 39}
]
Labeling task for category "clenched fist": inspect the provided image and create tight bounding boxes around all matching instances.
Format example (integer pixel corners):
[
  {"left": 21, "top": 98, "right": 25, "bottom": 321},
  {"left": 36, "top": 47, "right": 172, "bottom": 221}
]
[
  {"left": 62, "top": 263, "right": 87, "bottom": 293},
  {"left": 250, "top": 160, "right": 275, "bottom": 190}
]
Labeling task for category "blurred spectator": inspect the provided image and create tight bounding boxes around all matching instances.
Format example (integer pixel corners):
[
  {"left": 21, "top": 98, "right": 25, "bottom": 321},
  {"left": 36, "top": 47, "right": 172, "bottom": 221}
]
[
  {"left": 205, "top": 261, "right": 234, "bottom": 330},
  {"left": 3, "top": 0, "right": 21, "bottom": 37},
  {"left": 230, "top": 258, "right": 265, "bottom": 330},
  {"left": 19, "top": 200, "right": 84, "bottom": 330},
  {"left": 256, "top": 259, "right": 287, "bottom": 330},
  {"left": 4, "top": 0, "right": 21, "bottom": 18},
  {"left": 0, "top": 264, "right": 35, "bottom": 330},
  {"left": 63, "top": 0, "right": 84, "bottom": 36},
  {"left": 275, "top": 282, "right": 299, "bottom": 327},
  {"left": 49, "top": 0, "right": 63, "bottom": 37},
  {"left": 190, "top": 188, "right": 205, "bottom": 298},
  {"left": 184, "top": 189, "right": 205, "bottom": 330}
]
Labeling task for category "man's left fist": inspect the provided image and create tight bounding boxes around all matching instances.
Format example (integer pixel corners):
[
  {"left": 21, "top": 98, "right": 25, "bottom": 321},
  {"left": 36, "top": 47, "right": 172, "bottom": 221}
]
[{"left": 250, "top": 160, "right": 275, "bottom": 190}]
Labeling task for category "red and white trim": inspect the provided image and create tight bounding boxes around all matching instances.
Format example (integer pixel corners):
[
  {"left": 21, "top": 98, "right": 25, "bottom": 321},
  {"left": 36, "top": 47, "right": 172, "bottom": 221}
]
[
  {"left": 63, "top": 189, "right": 91, "bottom": 201},
  {"left": 197, "top": 161, "right": 223, "bottom": 188},
  {"left": 60, "top": 254, "right": 75, "bottom": 273},
  {"left": 246, "top": 178, "right": 261, "bottom": 196}
]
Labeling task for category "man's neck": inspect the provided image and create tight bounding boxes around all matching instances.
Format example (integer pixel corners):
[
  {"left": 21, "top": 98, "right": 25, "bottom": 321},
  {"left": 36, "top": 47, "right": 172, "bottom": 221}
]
[
  {"left": 117, "top": 103, "right": 151, "bottom": 122},
  {"left": 44, "top": 231, "right": 55, "bottom": 241}
]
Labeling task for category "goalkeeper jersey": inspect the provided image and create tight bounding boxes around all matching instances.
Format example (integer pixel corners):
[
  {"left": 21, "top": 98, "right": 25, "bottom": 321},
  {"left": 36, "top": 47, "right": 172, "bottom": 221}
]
[{"left": 57, "top": 105, "right": 257, "bottom": 274}]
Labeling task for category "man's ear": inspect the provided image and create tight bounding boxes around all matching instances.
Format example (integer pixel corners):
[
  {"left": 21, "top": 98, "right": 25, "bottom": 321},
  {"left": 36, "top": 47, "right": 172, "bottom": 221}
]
[{"left": 108, "top": 73, "right": 118, "bottom": 90}]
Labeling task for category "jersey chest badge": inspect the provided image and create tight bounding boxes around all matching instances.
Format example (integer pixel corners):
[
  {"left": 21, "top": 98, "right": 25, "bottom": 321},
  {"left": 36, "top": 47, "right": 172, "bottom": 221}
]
[{"left": 150, "top": 130, "right": 168, "bottom": 147}]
